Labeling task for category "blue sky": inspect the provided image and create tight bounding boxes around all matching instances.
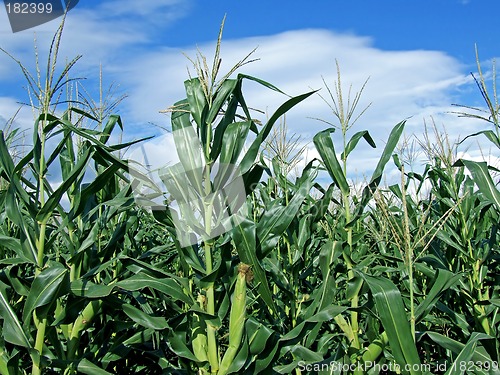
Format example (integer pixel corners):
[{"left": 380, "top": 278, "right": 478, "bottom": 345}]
[
  {"left": 175, "top": 0, "right": 496, "bottom": 63},
  {"left": 0, "top": 0, "right": 499, "bottom": 184}
]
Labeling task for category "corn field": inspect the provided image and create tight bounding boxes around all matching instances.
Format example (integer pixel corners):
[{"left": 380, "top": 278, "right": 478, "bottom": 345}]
[{"left": 0, "top": 22, "right": 498, "bottom": 375}]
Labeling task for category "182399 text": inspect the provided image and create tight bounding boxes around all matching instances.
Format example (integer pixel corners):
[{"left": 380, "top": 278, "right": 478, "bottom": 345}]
[{"left": 5, "top": 2, "right": 53, "bottom": 14}]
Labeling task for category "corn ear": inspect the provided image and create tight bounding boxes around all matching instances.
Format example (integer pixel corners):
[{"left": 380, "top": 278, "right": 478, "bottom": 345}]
[
  {"left": 218, "top": 263, "right": 249, "bottom": 375},
  {"left": 67, "top": 300, "right": 102, "bottom": 359}
]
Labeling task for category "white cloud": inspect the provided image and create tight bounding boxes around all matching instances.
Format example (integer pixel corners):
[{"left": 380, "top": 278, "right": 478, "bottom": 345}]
[
  {"left": 0, "top": 0, "right": 191, "bottom": 81},
  {"left": 1, "top": 5, "right": 496, "bottom": 190},
  {"left": 96, "top": 0, "right": 189, "bottom": 20},
  {"left": 0, "top": 96, "right": 35, "bottom": 131},
  {"left": 111, "top": 28, "right": 495, "bottom": 192},
  {"left": 113, "top": 29, "right": 477, "bottom": 142}
]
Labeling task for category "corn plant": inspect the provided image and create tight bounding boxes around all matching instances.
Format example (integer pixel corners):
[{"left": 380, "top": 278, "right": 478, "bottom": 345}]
[
  {"left": 366, "top": 126, "right": 499, "bottom": 372},
  {"left": 130, "top": 20, "right": 320, "bottom": 374},
  {"left": 310, "top": 62, "right": 428, "bottom": 373},
  {"left": 0, "top": 19, "right": 174, "bottom": 374}
]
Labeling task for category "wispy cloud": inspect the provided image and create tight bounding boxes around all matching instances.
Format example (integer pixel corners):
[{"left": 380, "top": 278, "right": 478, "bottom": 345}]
[
  {"left": 96, "top": 0, "right": 190, "bottom": 20},
  {"left": 0, "top": 0, "right": 191, "bottom": 79},
  {"left": 117, "top": 29, "right": 475, "bottom": 138}
]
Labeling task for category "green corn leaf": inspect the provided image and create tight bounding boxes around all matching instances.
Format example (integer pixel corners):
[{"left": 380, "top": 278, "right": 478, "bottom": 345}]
[
  {"left": 246, "top": 317, "right": 275, "bottom": 356},
  {"left": 295, "top": 214, "right": 313, "bottom": 255},
  {"left": 70, "top": 280, "right": 114, "bottom": 298},
  {"left": 0, "top": 134, "right": 33, "bottom": 209},
  {"left": 425, "top": 331, "right": 494, "bottom": 363},
  {"left": 185, "top": 78, "right": 208, "bottom": 129},
  {"left": 274, "top": 362, "right": 301, "bottom": 374},
  {"left": 74, "top": 222, "right": 99, "bottom": 255},
  {"left": 237, "top": 74, "right": 287, "bottom": 96},
  {"left": 58, "top": 147, "right": 75, "bottom": 191},
  {"left": 5, "top": 185, "right": 37, "bottom": 264},
  {"left": 118, "top": 256, "right": 176, "bottom": 278},
  {"left": 254, "top": 341, "right": 280, "bottom": 373},
  {"left": 291, "top": 344, "right": 324, "bottom": 362},
  {"left": 210, "top": 82, "right": 242, "bottom": 161},
  {"left": 257, "top": 161, "right": 316, "bottom": 257},
  {"left": 307, "top": 183, "right": 337, "bottom": 220},
  {"left": 361, "top": 273, "right": 422, "bottom": 374},
  {"left": 348, "top": 120, "right": 405, "bottom": 227},
  {"left": 232, "top": 217, "right": 277, "bottom": 314},
  {"left": 219, "top": 121, "right": 252, "bottom": 166},
  {"left": 69, "top": 163, "right": 121, "bottom": 219},
  {"left": 0, "top": 131, "right": 15, "bottom": 176},
  {"left": 122, "top": 328, "right": 155, "bottom": 346},
  {"left": 46, "top": 131, "right": 72, "bottom": 172},
  {"left": 42, "top": 115, "right": 102, "bottom": 148},
  {"left": 212, "top": 121, "right": 251, "bottom": 198},
  {"left": 414, "top": 268, "right": 462, "bottom": 323},
  {"left": 122, "top": 304, "right": 169, "bottom": 330},
  {"left": 22, "top": 262, "right": 69, "bottom": 324},
  {"left": 207, "top": 78, "right": 238, "bottom": 125},
  {"left": 276, "top": 306, "right": 346, "bottom": 372},
  {"left": 13, "top": 146, "right": 33, "bottom": 175},
  {"left": 341, "top": 130, "right": 376, "bottom": 160},
  {"left": 456, "top": 159, "right": 500, "bottom": 211},
  {"left": 117, "top": 273, "right": 194, "bottom": 305},
  {"left": 77, "top": 359, "right": 113, "bottom": 375},
  {"left": 168, "top": 329, "right": 200, "bottom": 362},
  {"left": 36, "top": 146, "right": 93, "bottom": 223},
  {"left": 316, "top": 240, "right": 343, "bottom": 313},
  {"left": 434, "top": 302, "right": 471, "bottom": 335},
  {"left": 425, "top": 332, "right": 496, "bottom": 375},
  {"left": 275, "top": 345, "right": 324, "bottom": 373},
  {"left": 444, "top": 332, "right": 495, "bottom": 375},
  {"left": 106, "top": 136, "right": 155, "bottom": 151},
  {"left": 0, "top": 281, "right": 31, "bottom": 348},
  {"left": 0, "top": 235, "right": 24, "bottom": 259},
  {"left": 92, "top": 146, "right": 129, "bottom": 172},
  {"left": 242, "top": 164, "right": 264, "bottom": 195},
  {"left": 263, "top": 257, "right": 290, "bottom": 292},
  {"left": 240, "top": 90, "right": 316, "bottom": 175},
  {"left": 313, "top": 128, "right": 349, "bottom": 195},
  {"left": 460, "top": 130, "right": 500, "bottom": 149},
  {"left": 68, "top": 107, "right": 99, "bottom": 122},
  {"left": 170, "top": 100, "right": 204, "bottom": 193},
  {"left": 280, "top": 305, "right": 347, "bottom": 345},
  {"left": 43, "top": 113, "right": 151, "bottom": 156},
  {"left": 0, "top": 350, "right": 9, "bottom": 375},
  {"left": 99, "top": 114, "right": 122, "bottom": 144},
  {"left": 71, "top": 273, "right": 193, "bottom": 305},
  {"left": 489, "top": 299, "right": 500, "bottom": 308},
  {"left": 434, "top": 228, "right": 463, "bottom": 252}
]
